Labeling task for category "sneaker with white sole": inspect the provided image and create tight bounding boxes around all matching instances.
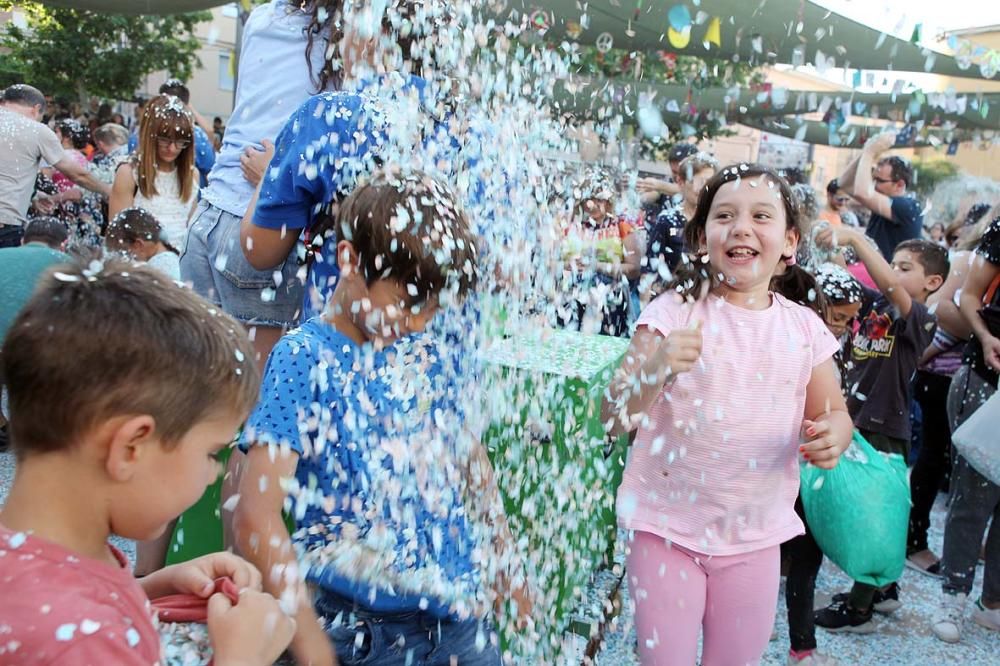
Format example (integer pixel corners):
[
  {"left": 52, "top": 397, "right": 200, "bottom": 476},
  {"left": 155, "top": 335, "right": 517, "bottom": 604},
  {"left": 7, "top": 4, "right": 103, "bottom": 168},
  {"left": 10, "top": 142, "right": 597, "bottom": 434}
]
[
  {"left": 971, "top": 597, "right": 1000, "bottom": 632},
  {"left": 814, "top": 599, "right": 876, "bottom": 634},
  {"left": 830, "top": 583, "right": 902, "bottom": 615},
  {"left": 931, "top": 593, "right": 967, "bottom": 643},
  {"left": 787, "top": 650, "right": 841, "bottom": 665}
]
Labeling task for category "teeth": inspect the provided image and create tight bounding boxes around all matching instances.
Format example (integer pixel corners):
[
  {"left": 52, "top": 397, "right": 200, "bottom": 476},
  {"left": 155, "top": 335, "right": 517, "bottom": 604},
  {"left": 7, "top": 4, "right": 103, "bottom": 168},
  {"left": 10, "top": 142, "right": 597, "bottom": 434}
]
[{"left": 729, "top": 248, "right": 756, "bottom": 256}]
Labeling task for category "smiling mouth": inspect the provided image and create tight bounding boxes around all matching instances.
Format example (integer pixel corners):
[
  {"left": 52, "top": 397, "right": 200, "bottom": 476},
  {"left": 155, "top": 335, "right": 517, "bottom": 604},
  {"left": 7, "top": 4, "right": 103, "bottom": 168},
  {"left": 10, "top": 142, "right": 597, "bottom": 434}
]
[{"left": 726, "top": 247, "right": 759, "bottom": 259}]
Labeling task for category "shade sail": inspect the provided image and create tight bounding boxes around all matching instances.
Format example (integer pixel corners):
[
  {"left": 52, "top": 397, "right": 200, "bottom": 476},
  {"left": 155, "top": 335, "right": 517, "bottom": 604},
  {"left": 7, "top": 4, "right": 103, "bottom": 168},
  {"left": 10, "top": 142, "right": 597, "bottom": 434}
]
[
  {"left": 518, "top": 0, "right": 997, "bottom": 81},
  {"left": 548, "top": 76, "right": 999, "bottom": 132},
  {"left": 547, "top": 76, "right": 985, "bottom": 147},
  {"left": 38, "top": 1, "right": 226, "bottom": 13}
]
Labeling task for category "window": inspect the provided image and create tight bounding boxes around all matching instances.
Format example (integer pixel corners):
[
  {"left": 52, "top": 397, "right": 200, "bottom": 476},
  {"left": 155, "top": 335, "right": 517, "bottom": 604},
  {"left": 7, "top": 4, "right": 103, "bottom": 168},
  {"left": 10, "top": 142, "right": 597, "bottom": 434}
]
[
  {"left": 221, "top": 3, "right": 239, "bottom": 18},
  {"left": 218, "top": 53, "right": 235, "bottom": 92}
]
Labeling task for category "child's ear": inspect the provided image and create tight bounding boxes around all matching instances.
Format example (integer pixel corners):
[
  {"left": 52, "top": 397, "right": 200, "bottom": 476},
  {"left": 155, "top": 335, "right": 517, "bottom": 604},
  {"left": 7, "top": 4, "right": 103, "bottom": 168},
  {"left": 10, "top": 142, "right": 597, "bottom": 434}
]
[
  {"left": 105, "top": 415, "right": 157, "bottom": 482},
  {"left": 335, "top": 240, "right": 360, "bottom": 275},
  {"left": 926, "top": 273, "right": 945, "bottom": 294},
  {"left": 784, "top": 226, "right": 801, "bottom": 258}
]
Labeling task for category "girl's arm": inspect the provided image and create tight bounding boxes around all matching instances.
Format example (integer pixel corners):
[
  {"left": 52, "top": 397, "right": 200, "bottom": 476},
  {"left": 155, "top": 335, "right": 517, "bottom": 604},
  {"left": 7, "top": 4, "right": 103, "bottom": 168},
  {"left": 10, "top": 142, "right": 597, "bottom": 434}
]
[
  {"left": 601, "top": 323, "right": 702, "bottom": 437},
  {"left": 233, "top": 446, "right": 337, "bottom": 666},
  {"left": 108, "top": 164, "right": 136, "bottom": 222},
  {"left": 959, "top": 256, "right": 1000, "bottom": 372},
  {"left": 799, "top": 358, "right": 853, "bottom": 469}
]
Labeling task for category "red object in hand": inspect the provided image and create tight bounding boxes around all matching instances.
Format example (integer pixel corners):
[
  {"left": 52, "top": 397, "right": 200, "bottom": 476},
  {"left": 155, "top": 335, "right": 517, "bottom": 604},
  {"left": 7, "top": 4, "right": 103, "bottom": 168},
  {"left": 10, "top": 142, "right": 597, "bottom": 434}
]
[{"left": 152, "top": 576, "right": 241, "bottom": 624}]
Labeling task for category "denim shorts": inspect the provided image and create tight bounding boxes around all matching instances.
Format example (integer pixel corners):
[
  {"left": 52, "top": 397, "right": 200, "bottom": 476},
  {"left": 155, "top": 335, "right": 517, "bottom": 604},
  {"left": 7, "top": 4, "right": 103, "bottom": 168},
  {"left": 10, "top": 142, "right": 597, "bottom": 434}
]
[
  {"left": 179, "top": 200, "right": 304, "bottom": 327},
  {"left": 315, "top": 590, "right": 501, "bottom": 666}
]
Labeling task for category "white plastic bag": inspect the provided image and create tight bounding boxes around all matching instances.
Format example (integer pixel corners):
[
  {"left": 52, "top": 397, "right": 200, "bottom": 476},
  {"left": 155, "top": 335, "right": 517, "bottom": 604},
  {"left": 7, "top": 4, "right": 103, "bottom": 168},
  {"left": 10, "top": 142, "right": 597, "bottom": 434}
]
[{"left": 952, "top": 390, "right": 1000, "bottom": 485}]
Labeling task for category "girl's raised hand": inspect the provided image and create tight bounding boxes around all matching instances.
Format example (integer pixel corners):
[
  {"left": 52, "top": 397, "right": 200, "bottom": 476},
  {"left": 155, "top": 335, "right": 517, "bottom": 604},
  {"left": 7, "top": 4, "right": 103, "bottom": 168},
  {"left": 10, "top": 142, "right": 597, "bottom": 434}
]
[
  {"left": 658, "top": 324, "right": 703, "bottom": 379},
  {"left": 799, "top": 419, "right": 850, "bottom": 470}
]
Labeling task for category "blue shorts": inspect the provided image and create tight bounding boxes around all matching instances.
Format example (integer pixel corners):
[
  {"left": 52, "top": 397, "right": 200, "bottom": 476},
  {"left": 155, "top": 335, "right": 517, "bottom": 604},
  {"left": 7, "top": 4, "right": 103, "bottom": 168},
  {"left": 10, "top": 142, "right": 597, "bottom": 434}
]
[
  {"left": 315, "top": 590, "right": 501, "bottom": 666},
  {"left": 180, "top": 200, "right": 304, "bottom": 327}
]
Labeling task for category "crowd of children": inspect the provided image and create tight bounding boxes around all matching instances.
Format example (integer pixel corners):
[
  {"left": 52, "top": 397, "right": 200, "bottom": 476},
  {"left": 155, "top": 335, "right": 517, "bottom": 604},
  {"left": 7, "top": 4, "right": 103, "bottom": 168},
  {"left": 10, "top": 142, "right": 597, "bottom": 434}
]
[{"left": 1, "top": 2, "right": 1000, "bottom": 666}]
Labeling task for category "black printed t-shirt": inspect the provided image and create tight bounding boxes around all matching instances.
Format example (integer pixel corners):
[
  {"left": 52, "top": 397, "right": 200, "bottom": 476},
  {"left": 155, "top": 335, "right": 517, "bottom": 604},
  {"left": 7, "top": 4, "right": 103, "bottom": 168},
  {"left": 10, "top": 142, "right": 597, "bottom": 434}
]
[{"left": 846, "top": 292, "right": 937, "bottom": 441}]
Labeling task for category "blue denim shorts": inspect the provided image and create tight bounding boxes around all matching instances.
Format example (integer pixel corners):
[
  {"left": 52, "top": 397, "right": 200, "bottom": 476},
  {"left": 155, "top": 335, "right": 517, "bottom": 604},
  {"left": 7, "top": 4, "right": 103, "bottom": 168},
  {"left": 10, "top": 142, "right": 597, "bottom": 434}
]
[
  {"left": 315, "top": 590, "right": 501, "bottom": 666},
  {"left": 179, "top": 200, "right": 304, "bottom": 327}
]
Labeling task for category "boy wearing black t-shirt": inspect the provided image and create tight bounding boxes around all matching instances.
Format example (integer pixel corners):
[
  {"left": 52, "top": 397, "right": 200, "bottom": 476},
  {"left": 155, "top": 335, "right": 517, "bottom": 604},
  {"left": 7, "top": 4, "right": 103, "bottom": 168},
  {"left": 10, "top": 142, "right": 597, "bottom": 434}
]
[{"left": 812, "top": 229, "right": 949, "bottom": 633}]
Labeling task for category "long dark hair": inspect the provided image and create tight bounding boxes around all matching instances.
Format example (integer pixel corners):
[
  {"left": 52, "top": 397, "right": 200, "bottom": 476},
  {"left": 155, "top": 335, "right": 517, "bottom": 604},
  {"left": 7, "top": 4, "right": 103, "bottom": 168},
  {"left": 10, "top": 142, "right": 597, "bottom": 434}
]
[
  {"left": 301, "top": 0, "right": 446, "bottom": 93},
  {"left": 301, "top": 1, "right": 345, "bottom": 92},
  {"left": 667, "top": 163, "right": 806, "bottom": 302}
]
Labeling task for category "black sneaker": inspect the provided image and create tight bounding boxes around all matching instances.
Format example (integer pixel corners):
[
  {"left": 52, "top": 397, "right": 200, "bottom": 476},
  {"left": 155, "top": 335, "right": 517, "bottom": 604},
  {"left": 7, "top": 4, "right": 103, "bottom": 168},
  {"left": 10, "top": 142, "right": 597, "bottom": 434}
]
[
  {"left": 831, "top": 583, "right": 901, "bottom": 615},
  {"left": 815, "top": 599, "right": 876, "bottom": 634}
]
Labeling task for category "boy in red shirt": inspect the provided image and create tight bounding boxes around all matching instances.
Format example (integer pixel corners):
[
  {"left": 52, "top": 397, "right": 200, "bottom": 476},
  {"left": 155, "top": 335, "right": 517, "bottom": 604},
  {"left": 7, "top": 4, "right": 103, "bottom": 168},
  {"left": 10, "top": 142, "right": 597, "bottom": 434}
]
[{"left": 0, "top": 260, "right": 295, "bottom": 665}]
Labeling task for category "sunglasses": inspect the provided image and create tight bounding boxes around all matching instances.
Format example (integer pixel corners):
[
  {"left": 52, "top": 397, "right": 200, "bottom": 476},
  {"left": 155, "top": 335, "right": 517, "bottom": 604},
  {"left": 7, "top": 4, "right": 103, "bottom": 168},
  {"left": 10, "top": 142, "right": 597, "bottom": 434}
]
[{"left": 156, "top": 136, "right": 191, "bottom": 150}]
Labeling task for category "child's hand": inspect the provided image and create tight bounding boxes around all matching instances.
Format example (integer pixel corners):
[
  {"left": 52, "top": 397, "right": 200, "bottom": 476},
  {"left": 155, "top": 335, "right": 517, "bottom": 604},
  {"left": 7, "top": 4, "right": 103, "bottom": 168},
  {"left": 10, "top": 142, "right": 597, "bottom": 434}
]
[
  {"left": 158, "top": 552, "right": 263, "bottom": 598},
  {"left": 799, "top": 419, "right": 850, "bottom": 470},
  {"left": 659, "top": 326, "right": 703, "bottom": 379},
  {"left": 982, "top": 334, "right": 1000, "bottom": 373},
  {"left": 813, "top": 225, "right": 858, "bottom": 251},
  {"left": 207, "top": 589, "right": 296, "bottom": 666}
]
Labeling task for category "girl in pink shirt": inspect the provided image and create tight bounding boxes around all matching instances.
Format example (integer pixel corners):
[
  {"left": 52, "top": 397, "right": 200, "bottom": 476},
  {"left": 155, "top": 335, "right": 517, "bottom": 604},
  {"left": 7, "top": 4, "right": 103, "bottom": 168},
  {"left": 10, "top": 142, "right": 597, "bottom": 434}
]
[{"left": 603, "top": 164, "right": 854, "bottom": 666}]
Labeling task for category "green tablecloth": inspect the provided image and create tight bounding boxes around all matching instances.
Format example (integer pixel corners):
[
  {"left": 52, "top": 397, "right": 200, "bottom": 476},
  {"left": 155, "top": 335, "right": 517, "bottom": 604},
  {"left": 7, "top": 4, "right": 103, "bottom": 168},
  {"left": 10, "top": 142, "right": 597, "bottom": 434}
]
[{"left": 481, "top": 328, "right": 629, "bottom": 646}]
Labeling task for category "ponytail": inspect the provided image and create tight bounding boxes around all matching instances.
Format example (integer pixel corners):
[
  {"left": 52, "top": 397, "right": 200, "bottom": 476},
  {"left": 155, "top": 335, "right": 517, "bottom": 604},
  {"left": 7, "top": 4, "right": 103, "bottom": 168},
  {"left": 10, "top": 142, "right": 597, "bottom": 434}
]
[{"left": 770, "top": 264, "right": 827, "bottom": 318}]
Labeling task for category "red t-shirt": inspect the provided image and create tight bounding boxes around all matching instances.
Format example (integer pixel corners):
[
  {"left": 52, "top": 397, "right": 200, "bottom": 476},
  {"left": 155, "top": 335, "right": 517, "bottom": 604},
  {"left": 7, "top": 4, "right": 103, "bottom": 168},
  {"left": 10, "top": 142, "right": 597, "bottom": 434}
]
[{"left": 0, "top": 525, "right": 161, "bottom": 665}]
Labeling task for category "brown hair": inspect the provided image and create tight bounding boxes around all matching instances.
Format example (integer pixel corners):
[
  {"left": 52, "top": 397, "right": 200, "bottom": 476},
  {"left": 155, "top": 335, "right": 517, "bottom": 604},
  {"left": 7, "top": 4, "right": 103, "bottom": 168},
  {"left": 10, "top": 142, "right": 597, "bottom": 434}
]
[
  {"left": 878, "top": 155, "right": 914, "bottom": 189},
  {"left": 304, "top": 0, "right": 448, "bottom": 92},
  {"left": 1, "top": 260, "right": 260, "bottom": 459},
  {"left": 335, "top": 169, "right": 478, "bottom": 302},
  {"left": 668, "top": 163, "right": 804, "bottom": 301},
  {"left": 105, "top": 207, "right": 179, "bottom": 255},
  {"left": 895, "top": 238, "right": 950, "bottom": 282},
  {"left": 134, "top": 95, "right": 196, "bottom": 203},
  {"left": 676, "top": 152, "right": 720, "bottom": 183}
]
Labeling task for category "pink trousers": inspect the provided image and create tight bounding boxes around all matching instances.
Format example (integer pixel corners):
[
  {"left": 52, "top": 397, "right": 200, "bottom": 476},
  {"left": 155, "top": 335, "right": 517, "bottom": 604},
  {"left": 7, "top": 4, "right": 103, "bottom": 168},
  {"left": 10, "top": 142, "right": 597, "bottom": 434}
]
[{"left": 626, "top": 530, "right": 780, "bottom": 666}]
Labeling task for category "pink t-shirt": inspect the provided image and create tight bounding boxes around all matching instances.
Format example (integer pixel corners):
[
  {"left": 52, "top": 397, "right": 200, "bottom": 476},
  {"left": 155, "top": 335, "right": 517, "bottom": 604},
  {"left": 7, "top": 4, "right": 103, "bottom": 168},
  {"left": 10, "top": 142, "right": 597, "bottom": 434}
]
[
  {"left": 0, "top": 525, "right": 161, "bottom": 665},
  {"left": 618, "top": 292, "right": 839, "bottom": 556}
]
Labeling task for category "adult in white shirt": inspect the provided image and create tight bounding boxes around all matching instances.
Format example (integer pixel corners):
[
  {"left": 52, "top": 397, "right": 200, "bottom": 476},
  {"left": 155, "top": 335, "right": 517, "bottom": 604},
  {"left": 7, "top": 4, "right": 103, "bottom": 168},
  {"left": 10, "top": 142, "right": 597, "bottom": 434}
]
[{"left": 0, "top": 84, "right": 111, "bottom": 247}]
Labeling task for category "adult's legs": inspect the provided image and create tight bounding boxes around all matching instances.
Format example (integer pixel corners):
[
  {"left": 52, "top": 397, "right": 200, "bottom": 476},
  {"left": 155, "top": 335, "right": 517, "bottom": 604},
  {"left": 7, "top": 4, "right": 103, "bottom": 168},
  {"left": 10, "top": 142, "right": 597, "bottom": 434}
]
[
  {"left": 941, "top": 456, "right": 1000, "bottom": 597},
  {"left": 626, "top": 531, "right": 706, "bottom": 666},
  {"left": 941, "top": 366, "right": 999, "bottom": 598},
  {"left": 701, "top": 545, "right": 781, "bottom": 666}
]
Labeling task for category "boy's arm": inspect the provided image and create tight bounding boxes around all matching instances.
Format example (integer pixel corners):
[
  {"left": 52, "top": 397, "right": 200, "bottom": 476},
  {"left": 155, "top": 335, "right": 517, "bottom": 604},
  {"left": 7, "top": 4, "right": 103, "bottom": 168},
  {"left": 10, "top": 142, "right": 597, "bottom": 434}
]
[
  {"left": 464, "top": 437, "right": 534, "bottom": 629},
  {"left": 817, "top": 225, "right": 912, "bottom": 317},
  {"left": 234, "top": 445, "right": 337, "bottom": 666},
  {"left": 849, "top": 133, "right": 897, "bottom": 221}
]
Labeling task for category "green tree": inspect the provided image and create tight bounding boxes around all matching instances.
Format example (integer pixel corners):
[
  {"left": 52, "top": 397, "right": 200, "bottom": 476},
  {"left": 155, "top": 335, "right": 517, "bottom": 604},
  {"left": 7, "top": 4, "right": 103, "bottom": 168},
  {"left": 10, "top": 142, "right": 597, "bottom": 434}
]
[{"left": 0, "top": 1, "right": 211, "bottom": 102}]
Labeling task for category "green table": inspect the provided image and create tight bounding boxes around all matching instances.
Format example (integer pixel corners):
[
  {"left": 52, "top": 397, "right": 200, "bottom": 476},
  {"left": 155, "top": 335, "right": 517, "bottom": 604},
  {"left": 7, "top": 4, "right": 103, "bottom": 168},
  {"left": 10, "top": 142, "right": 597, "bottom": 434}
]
[{"left": 481, "top": 328, "right": 629, "bottom": 652}]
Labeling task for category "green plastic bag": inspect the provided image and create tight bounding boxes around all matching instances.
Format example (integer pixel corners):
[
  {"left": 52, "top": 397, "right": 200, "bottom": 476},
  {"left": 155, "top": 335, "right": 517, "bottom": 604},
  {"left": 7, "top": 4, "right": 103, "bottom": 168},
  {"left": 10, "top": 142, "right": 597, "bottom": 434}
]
[{"left": 800, "top": 431, "right": 910, "bottom": 587}]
